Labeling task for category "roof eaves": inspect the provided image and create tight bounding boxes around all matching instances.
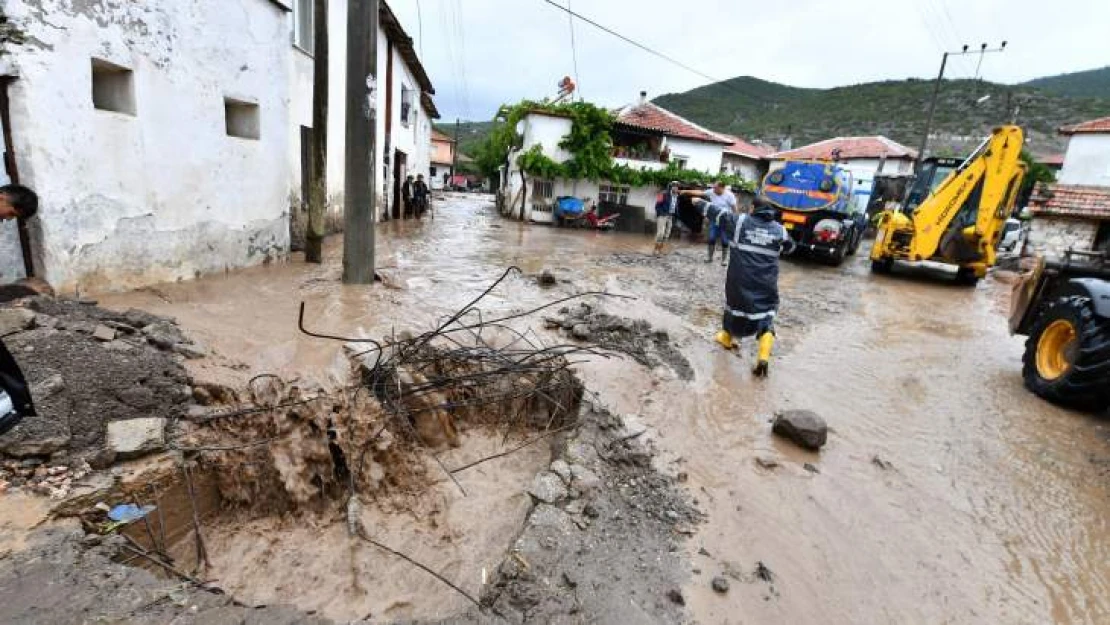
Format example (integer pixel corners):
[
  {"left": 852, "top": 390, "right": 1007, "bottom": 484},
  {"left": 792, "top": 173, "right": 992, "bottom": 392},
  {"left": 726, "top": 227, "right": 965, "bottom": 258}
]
[{"left": 380, "top": 1, "right": 435, "bottom": 94}]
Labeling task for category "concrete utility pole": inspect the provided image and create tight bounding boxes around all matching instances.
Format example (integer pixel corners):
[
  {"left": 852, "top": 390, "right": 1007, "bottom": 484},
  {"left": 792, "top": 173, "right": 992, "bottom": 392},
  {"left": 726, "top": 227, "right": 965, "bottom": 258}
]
[
  {"left": 915, "top": 42, "right": 1007, "bottom": 174},
  {"left": 342, "top": 0, "right": 379, "bottom": 284},
  {"left": 305, "top": 0, "right": 329, "bottom": 264},
  {"left": 452, "top": 117, "right": 460, "bottom": 183}
]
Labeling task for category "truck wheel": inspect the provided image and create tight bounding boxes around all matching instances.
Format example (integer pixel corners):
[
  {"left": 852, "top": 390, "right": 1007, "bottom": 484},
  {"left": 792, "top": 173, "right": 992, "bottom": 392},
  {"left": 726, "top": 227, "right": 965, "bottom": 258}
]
[
  {"left": 828, "top": 241, "right": 847, "bottom": 266},
  {"left": 847, "top": 228, "right": 861, "bottom": 256},
  {"left": 870, "top": 258, "right": 893, "bottom": 274},
  {"left": 1023, "top": 295, "right": 1110, "bottom": 411},
  {"left": 955, "top": 267, "right": 980, "bottom": 287}
]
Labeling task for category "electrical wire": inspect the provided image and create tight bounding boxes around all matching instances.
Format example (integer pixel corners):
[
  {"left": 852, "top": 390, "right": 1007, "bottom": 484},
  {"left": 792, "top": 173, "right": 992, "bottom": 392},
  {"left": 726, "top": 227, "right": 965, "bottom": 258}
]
[
  {"left": 567, "top": 0, "right": 581, "bottom": 100},
  {"left": 539, "top": 0, "right": 723, "bottom": 85}
]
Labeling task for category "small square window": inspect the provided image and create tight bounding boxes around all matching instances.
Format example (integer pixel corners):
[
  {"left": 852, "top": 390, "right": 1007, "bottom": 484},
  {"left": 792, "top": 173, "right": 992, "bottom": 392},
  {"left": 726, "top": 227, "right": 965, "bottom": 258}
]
[
  {"left": 225, "top": 98, "right": 260, "bottom": 140},
  {"left": 91, "top": 58, "right": 136, "bottom": 115}
]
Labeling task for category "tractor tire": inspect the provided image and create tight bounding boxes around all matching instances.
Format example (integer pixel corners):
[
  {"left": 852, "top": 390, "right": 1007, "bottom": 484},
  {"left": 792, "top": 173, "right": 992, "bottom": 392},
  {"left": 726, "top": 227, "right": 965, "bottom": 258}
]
[
  {"left": 955, "top": 266, "right": 980, "bottom": 287},
  {"left": 1022, "top": 295, "right": 1110, "bottom": 411}
]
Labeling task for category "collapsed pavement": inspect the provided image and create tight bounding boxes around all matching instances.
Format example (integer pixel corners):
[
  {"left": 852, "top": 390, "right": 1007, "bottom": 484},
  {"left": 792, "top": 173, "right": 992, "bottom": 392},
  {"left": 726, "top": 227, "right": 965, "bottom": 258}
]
[{"left": 0, "top": 274, "right": 701, "bottom": 624}]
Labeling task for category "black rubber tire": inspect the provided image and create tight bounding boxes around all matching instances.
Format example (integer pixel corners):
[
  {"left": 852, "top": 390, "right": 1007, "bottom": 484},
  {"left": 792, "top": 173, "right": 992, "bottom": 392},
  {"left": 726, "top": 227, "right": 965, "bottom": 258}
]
[
  {"left": 955, "top": 267, "right": 980, "bottom": 287},
  {"left": 870, "top": 258, "right": 893, "bottom": 274},
  {"left": 847, "top": 228, "right": 861, "bottom": 256},
  {"left": 1022, "top": 295, "right": 1110, "bottom": 411},
  {"left": 828, "top": 241, "right": 847, "bottom": 266}
]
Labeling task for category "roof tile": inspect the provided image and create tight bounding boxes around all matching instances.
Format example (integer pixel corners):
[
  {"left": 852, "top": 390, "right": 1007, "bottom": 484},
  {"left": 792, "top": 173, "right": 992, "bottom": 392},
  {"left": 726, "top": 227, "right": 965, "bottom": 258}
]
[
  {"left": 1059, "top": 116, "right": 1110, "bottom": 135},
  {"left": 1030, "top": 183, "right": 1110, "bottom": 220},
  {"left": 722, "top": 135, "right": 776, "bottom": 160},
  {"left": 614, "top": 102, "right": 732, "bottom": 144},
  {"left": 770, "top": 136, "right": 917, "bottom": 160}
]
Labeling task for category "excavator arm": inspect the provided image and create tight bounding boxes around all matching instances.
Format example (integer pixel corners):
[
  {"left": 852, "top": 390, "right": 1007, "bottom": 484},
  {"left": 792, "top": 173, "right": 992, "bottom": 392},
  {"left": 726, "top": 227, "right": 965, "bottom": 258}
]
[{"left": 870, "top": 125, "right": 1026, "bottom": 283}]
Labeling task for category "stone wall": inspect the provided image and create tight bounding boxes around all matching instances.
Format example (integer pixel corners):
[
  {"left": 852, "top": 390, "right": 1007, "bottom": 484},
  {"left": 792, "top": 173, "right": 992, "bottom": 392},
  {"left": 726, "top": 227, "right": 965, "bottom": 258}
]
[{"left": 1025, "top": 215, "right": 1099, "bottom": 258}]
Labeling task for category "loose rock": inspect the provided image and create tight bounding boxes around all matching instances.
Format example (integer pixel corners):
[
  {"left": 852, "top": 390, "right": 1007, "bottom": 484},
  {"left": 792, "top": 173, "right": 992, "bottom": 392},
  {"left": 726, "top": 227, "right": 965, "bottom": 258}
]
[
  {"left": 537, "top": 270, "right": 557, "bottom": 287},
  {"left": 173, "top": 342, "right": 207, "bottom": 360},
  {"left": 550, "top": 459, "right": 572, "bottom": 484},
  {"left": 571, "top": 324, "right": 592, "bottom": 341},
  {"left": 772, "top": 409, "right": 828, "bottom": 450},
  {"left": 0, "top": 307, "right": 36, "bottom": 336},
  {"left": 712, "top": 577, "right": 730, "bottom": 593},
  {"left": 528, "top": 471, "right": 569, "bottom": 504},
  {"left": 105, "top": 418, "right": 167, "bottom": 459},
  {"left": 666, "top": 589, "right": 685, "bottom": 605},
  {"left": 91, "top": 324, "right": 116, "bottom": 342}
]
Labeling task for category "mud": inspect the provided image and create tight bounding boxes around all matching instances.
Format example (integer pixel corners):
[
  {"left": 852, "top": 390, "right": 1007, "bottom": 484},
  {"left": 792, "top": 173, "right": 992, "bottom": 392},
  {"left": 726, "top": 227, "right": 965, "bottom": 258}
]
[
  {"left": 0, "top": 297, "right": 191, "bottom": 464},
  {"left": 37, "top": 192, "right": 1110, "bottom": 624}
]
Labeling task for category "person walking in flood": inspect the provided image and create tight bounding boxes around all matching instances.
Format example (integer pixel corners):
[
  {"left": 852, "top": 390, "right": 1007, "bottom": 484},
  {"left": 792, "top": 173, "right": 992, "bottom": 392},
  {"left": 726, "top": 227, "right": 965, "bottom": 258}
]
[
  {"left": 683, "top": 180, "right": 736, "bottom": 265},
  {"left": 413, "top": 174, "right": 430, "bottom": 219},
  {"left": 693, "top": 195, "right": 794, "bottom": 377},
  {"left": 402, "top": 175, "right": 414, "bottom": 218},
  {"left": 653, "top": 181, "right": 680, "bottom": 256}
]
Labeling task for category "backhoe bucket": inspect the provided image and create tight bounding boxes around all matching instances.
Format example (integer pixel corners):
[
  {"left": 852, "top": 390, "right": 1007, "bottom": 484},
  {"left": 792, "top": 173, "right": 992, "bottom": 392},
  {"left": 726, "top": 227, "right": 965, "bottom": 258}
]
[{"left": 1009, "top": 256, "right": 1046, "bottom": 334}]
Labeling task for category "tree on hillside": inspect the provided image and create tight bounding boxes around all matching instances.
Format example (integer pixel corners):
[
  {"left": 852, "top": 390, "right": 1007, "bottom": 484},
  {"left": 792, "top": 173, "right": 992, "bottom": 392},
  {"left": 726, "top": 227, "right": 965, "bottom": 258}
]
[{"left": 1019, "top": 150, "right": 1057, "bottom": 207}]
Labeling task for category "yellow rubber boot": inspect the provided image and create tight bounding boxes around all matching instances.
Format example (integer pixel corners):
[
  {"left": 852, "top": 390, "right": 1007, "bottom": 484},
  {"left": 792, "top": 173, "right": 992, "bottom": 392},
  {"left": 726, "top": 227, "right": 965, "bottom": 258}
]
[
  {"left": 715, "top": 330, "right": 734, "bottom": 350},
  {"left": 753, "top": 333, "right": 774, "bottom": 377}
]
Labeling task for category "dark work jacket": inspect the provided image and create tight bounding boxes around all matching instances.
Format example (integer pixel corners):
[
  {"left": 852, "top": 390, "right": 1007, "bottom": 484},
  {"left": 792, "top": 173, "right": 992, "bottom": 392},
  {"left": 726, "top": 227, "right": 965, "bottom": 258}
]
[
  {"left": 700, "top": 201, "right": 793, "bottom": 316},
  {"left": 413, "top": 181, "right": 429, "bottom": 200},
  {"left": 402, "top": 180, "right": 413, "bottom": 202},
  {"left": 655, "top": 191, "right": 678, "bottom": 217},
  {"left": 0, "top": 338, "right": 35, "bottom": 434}
]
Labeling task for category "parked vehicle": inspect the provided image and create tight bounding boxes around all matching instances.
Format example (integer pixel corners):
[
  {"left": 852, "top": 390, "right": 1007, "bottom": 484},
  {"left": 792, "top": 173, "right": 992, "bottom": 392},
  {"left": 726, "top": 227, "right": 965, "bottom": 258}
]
[
  {"left": 999, "top": 218, "right": 1023, "bottom": 252},
  {"left": 1009, "top": 250, "right": 1110, "bottom": 410},
  {"left": 761, "top": 160, "right": 865, "bottom": 266}
]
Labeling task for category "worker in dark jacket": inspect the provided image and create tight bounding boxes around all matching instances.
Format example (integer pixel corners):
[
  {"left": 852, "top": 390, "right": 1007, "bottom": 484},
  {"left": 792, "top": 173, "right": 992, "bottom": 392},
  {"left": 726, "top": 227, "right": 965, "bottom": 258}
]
[
  {"left": 1, "top": 338, "right": 36, "bottom": 435},
  {"left": 694, "top": 195, "right": 795, "bottom": 376}
]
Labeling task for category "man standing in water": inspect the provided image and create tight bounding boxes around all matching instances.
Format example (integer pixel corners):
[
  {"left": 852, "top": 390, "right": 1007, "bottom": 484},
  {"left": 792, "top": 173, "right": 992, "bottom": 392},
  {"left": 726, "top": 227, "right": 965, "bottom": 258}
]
[
  {"left": 683, "top": 180, "right": 736, "bottom": 265},
  {"left": 653, "top": 181, "right": 680, "bottom": 256},
  {"left": 693, "top": 195, "right": 794, "bottom": 376}
]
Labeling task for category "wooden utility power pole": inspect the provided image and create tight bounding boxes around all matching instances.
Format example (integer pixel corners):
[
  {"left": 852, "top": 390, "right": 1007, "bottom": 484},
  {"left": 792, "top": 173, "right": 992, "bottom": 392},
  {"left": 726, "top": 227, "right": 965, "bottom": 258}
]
[
  {"left": 342, "top": 0, "right": 378, "bottom": 284},
  {"left": 305, "top": 0, "right": 329, "bottom": 263}
]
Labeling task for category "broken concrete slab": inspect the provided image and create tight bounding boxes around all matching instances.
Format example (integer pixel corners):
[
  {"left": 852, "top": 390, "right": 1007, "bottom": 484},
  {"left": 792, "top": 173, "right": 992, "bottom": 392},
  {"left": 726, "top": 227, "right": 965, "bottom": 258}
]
[
  {"left": 105, "top": 418, "right": 167, "bottom": 459},
  {"left": 772, "top": 409, "right": 828, "bottom": 450},
  {"left": 0, "top": 307, "right": 36, "bottom": 336},
  {"left": 142, "top": 321, "right": 186, "bottom": 350}
]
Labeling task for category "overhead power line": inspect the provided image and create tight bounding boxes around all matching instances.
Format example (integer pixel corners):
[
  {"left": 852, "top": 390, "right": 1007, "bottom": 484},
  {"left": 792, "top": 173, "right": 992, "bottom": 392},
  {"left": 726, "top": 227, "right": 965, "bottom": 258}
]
[
  {"left": 566, "top": 0, "right": 581, "bottom": 99},
  {"left": 540, "top": 0, "right": 722, "bottom": 85}
]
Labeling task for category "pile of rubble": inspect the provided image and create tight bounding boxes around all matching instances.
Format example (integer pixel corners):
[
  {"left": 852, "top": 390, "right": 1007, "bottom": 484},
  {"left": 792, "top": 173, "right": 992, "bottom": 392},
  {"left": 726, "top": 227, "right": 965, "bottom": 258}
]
[
  {"left": 545, "top": 303, "right": 694, "bottom": 380},
  {"left": 0, "top": 297, "right": 201, "bottom": 491}
]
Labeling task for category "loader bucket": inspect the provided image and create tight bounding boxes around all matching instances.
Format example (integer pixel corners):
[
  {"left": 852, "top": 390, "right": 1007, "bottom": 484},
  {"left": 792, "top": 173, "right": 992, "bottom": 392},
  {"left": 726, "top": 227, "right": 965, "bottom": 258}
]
[{"left": 1009, "top": 256, "right": 1046, "bottom": 335}]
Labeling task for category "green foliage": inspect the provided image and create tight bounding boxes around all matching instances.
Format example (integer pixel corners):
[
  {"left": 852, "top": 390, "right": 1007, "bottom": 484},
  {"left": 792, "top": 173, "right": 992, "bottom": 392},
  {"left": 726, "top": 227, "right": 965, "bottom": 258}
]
[
  {"left": 1021, "top": 66, "right": 1110, "bottom": 99},
  {"left": 1019, "top": 149, "right": 1057, "bottom": 200},
  {"left": 471, "top": 98, "right": 754, "bottom": 191}
]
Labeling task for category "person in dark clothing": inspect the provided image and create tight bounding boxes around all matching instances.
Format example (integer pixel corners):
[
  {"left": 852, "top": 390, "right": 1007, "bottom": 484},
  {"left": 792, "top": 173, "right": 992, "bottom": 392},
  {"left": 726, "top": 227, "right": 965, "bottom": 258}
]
[
  {"left": 402, "top": 175, "right": 414, "bottom": 218},
  {"left": 0, "top": 338, "right": 35, "bottom": 435},
  {"left": 413, "top": 174, "right": 430, "bottom": 218},
  {"left": 653, "top": 181, "right": 680, "bottom": 256},
  {"left": 694, "top": 195, "right": 795, "bottom": 377}
]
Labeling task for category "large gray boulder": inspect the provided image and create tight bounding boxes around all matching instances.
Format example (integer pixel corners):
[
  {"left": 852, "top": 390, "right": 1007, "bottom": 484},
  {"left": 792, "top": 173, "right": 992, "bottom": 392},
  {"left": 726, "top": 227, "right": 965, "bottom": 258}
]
[
  {"left": 0, "top": 307, "right": 35, "bottom": 336},
  {"left": 772, "top": 410, "right": 828, "bottom": 450}
]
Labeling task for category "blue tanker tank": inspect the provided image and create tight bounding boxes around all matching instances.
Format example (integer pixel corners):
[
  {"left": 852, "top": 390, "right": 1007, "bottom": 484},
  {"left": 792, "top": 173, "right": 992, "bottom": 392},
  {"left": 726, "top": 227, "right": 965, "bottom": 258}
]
[{"left": 760, "top": 160, "right": 866, "bottom": 265}]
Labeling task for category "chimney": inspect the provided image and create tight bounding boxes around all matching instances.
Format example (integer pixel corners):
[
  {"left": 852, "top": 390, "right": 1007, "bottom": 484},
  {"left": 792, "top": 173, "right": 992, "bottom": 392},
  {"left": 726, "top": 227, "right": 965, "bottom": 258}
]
[{"left": 638, "top": 91, "right": 647, "bottom": 105}]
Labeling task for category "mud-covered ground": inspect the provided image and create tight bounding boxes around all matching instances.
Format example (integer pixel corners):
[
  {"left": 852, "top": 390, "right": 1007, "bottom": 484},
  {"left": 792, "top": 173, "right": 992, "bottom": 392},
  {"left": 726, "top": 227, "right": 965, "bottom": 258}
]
[{"left": 3, "top": 193, "right": 1109, "bottom": 624}]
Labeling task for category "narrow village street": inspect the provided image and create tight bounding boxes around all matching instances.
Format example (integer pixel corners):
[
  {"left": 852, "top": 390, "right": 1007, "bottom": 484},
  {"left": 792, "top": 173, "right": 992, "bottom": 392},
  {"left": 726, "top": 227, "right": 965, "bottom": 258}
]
[{"left": 35, "top": 193, "right": 1106, "bottom": 624}]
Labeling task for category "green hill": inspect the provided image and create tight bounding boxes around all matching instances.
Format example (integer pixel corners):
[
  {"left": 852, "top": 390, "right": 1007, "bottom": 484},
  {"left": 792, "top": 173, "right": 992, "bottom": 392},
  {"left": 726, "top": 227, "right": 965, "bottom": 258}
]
[
  {"left": 434, "top": 121, "right": 496, "bottom": 159},
  {"left": 653, "top": 75, "right": 1110, "bottom": 156},
  {"left": 1021, "top": 66, "right": 1110, "bottom": 99}
]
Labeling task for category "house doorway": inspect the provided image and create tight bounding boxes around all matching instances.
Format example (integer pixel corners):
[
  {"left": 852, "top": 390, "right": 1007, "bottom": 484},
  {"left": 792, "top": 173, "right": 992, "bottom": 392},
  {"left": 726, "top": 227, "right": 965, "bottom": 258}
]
[{"left": 392, "top": 149, "right": 407, "bottom": 220}]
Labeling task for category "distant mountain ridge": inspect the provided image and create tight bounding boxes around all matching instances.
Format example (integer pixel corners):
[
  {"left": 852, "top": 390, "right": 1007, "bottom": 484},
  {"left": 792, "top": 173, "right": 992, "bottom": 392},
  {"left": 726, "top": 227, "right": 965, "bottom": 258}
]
[{"left": 653, "top": 71, "right": 1110, "bottom": 156}]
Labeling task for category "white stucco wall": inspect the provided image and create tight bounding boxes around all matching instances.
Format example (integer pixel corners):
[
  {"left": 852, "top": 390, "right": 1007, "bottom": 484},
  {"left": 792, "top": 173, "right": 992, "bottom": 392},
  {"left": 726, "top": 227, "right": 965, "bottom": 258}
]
[
  {"left": 665, "top": 138, "right": 723, "bottom": 173},
  {"left": 521, "top": 113, "right": 574, "bottom": 163},
  {"left": 1059, "top": 134, "right": 1110, "bottom": 186},
  {"left": 288, "top": 1, "right": 433, "bottom": 227},
  {"left": 721, "top": 154, "right": 762, "bottom": 183},
  {"left": 4, "top": 0, "right": 291, "bottom": 293}
]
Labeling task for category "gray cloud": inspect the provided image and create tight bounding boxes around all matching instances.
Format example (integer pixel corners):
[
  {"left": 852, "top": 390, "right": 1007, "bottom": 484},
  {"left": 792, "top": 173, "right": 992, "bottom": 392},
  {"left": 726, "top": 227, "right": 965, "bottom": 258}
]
[{"left": 391, "top": 0, "right": 1110, "bottom": 122}]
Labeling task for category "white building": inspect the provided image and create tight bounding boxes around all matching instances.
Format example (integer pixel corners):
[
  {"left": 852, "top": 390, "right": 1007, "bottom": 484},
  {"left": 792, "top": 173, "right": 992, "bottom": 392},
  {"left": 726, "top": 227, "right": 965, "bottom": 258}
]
[
  {"left": 0, "top": 0, "right": 437, "bottom": 292},
  {"left": 500, "top": 94, "right": 732, "bottom": 234},
  {"left": 1028, "top": 116, "right": 1110, "bottom": 257},
  {"left": 768, "top": 136, "right": 917, "bottom": 212},
  {"left": 287, "top": 0, "right": 437, "bottom": 233},
  {"left": 720, "top": 135, "right": 775, "bottom": 184}
]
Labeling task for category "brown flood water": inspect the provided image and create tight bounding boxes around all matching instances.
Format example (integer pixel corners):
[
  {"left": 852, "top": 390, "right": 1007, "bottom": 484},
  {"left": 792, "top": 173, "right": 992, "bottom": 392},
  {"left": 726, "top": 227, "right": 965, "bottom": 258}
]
[{"left": 99, "top": 194, "right": 1110, "bottom": 624}]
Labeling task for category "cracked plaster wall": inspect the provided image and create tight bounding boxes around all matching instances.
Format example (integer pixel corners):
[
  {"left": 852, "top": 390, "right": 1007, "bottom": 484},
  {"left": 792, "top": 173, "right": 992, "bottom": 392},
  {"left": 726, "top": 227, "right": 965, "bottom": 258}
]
[{"left": 1, "top": 0, "right": 291, "bottom": 292}]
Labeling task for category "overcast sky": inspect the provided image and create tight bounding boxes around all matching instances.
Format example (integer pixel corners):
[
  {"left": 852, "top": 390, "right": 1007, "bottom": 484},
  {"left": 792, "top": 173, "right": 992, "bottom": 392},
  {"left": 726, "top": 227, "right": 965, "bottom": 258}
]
[{"left": 390, "top": 0, "right": 1110, "bottom": 123}]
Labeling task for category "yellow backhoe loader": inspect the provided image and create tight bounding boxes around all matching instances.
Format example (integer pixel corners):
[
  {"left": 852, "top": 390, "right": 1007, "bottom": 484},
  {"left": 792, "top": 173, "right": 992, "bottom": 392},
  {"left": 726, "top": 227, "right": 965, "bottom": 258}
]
[{"left": 870, "top": 125, "right": 1027, "bottom": 285}]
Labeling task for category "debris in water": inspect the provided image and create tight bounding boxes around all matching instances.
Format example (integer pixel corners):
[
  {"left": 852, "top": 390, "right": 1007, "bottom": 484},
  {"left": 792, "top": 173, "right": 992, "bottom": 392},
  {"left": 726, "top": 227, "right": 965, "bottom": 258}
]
[
  {"left": 772, "top": 410, "right": 828, "bottom": 450},
  {"left": 872, "top": 455, "right": 894, "bottom": 470},
  {"left": 712, "top": 576, "right": 730, "bottom": 593},
  {"left": 803, "top": 463, "right": 820, "bottom": 474},
  {"left": 106, "top": 504, "right": 156, "bottom": 523},
  {"left": 666, "top": 588, "right": 685, "bottom": 604},
  {"left": 755, "top": 561, "right": 775, "bottom": 583}
]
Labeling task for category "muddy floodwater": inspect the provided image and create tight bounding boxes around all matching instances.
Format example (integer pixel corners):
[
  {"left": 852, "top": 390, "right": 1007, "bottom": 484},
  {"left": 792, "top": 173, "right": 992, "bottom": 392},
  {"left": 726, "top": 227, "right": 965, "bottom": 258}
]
[{"left": 99, "top": 193, "right": 1110, "bottom": 624}]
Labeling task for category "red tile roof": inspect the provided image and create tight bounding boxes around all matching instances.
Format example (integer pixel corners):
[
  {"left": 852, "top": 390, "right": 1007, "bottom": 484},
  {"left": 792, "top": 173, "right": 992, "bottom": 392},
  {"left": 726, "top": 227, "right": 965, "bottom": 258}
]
[
  {"left": 431, "top": 129, "right": 455, "bottom": 143},
  {"left": 770, "top": 136, "right": 917, "bottom": 161},
  {"left": 1037, "top": 153, "right": 1065, "bottom": 167},
  {"left": 1059, "top": 116, "right": 1110, "bottom": 135},
  {"left": 1030, "top": 183, "right": 1110, "bottom": 220},
  {"left": 614, "top": 102, "right": 732, "bottom": 144},
  {"left": 722, "top": 135, "right": 776, "bottom": 160}
]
